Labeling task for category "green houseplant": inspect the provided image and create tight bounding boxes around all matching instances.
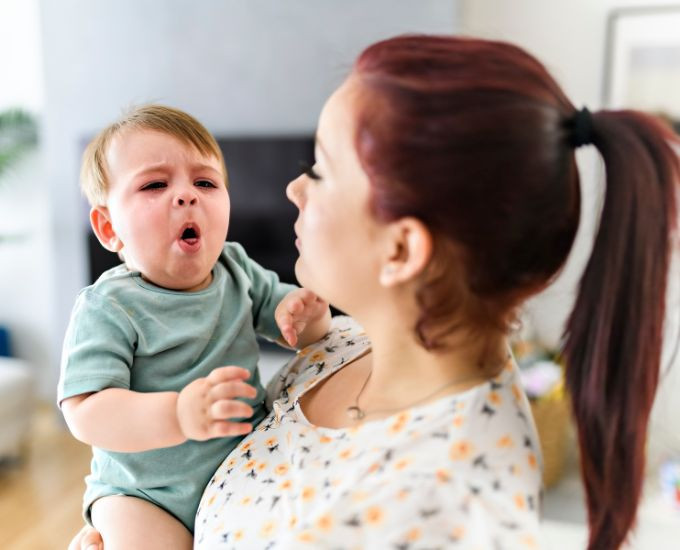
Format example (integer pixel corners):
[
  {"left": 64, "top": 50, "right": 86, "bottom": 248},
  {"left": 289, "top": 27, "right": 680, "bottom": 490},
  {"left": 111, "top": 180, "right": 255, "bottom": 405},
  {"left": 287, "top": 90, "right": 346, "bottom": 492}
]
[
  {"left": 0, "top": 108, "right": 38, "bottom": 179},
  {"left": 0, "top": 108, "right": 38, "bottom": 244}
]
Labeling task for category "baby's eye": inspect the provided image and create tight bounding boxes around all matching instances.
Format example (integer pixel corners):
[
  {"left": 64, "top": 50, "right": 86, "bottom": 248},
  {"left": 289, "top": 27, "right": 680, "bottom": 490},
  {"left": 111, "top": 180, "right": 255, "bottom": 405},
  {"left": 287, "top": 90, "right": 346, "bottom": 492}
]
[
  {"left": 195, "top": 180, "right": 217, "bottom": 188},
  {"left": 141, "top": 181, "right": 166, "bottom": 190}
]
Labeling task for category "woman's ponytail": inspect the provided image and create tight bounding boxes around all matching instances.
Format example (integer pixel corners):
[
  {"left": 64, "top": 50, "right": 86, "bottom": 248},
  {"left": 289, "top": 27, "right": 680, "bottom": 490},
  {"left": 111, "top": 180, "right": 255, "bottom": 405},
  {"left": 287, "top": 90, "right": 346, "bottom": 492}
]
[{"left": 563, "top": 110, "right": 679, "bottom": 550}]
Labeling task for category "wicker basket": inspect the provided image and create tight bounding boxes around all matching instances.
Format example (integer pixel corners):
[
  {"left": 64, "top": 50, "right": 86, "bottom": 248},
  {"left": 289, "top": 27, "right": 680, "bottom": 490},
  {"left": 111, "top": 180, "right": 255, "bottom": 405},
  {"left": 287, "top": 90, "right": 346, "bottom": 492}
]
[{"left": 530, "top": 387, "right": 570, "bottom": 488}]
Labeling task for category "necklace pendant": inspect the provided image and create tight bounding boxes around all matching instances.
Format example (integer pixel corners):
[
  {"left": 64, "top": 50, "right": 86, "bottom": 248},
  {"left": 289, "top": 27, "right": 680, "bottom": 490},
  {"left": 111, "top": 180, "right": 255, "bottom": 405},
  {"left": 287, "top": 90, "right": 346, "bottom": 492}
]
[{"left": 346, "top": 406, "right": 365, "bottom": 420}]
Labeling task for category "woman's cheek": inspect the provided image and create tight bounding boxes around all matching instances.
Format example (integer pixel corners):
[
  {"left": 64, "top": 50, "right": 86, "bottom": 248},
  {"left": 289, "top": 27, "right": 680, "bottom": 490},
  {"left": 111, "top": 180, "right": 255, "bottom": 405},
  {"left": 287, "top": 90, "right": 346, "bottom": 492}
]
[{"left": 303, "top": 207, "right": 329, "bottom": 245}]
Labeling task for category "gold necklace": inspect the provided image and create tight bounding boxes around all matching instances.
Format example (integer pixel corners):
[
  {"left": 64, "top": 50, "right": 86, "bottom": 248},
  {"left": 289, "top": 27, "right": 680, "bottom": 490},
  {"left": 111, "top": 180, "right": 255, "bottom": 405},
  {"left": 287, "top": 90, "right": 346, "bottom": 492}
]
[{"left": 346, "top": 356, "right": 509, "bottom": 421}]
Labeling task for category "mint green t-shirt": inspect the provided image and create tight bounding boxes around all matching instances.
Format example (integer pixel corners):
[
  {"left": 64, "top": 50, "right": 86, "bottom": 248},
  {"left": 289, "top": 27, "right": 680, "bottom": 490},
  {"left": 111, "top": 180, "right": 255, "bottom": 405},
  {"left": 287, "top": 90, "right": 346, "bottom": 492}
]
[{"left": 58, "top": 241, "right": 296, "bottom": 532}]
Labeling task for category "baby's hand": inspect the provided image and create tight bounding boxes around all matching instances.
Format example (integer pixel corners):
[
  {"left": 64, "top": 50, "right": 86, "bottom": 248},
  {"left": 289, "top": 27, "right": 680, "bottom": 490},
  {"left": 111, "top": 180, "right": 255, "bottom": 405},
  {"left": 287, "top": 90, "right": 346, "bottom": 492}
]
[
  {"left": 176, "top": 366, "right": 257, "bottom": 441},
  {"left": 275, "top": 288, "right": 330, "bottom": 348}
]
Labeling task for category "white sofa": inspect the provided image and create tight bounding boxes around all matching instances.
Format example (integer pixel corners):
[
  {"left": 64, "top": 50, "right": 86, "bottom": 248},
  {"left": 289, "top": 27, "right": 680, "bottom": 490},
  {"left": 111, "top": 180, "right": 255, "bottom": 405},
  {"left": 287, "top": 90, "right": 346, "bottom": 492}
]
[{"left": 0, "top": 357, "right": 35, "bottom": 460}]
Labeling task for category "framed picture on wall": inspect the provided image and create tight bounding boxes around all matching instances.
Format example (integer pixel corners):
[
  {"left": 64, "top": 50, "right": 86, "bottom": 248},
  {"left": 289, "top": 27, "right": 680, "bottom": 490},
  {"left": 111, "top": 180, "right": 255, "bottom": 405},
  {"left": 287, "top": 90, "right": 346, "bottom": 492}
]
[{"left": 604, "top": 5, "right": 680, "bottom": 132}]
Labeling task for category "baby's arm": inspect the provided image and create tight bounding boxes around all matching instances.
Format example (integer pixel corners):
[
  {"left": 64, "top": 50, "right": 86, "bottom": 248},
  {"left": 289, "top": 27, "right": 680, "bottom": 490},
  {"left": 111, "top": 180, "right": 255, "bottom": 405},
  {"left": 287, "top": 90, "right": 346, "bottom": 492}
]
[
  {"left": 62, "top": 367, "right": 256, "bottom": 452},
  {"left": 275, "top": 288, "right": 331, "bottom": 349}
]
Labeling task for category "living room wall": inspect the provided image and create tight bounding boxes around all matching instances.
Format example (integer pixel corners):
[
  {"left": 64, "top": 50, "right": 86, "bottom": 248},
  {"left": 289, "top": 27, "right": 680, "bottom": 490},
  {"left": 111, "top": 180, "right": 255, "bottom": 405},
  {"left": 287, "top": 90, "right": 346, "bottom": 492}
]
[{"left": 37, "top": 0, "right": 460, "bottom": 400}]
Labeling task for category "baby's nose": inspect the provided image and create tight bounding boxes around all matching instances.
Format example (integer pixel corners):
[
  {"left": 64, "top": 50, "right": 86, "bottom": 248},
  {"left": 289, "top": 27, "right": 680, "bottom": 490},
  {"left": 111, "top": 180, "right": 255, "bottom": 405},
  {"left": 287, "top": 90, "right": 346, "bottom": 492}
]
[{"left": 173, "top": 192, "right": 197, "bottom": 207}]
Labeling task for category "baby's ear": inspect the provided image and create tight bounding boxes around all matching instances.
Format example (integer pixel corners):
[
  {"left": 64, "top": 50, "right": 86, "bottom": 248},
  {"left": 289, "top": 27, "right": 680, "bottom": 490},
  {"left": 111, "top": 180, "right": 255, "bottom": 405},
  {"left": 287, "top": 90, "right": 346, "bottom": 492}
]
[{"left": 90, "top": 206, "right": 123, "bottom": 252}]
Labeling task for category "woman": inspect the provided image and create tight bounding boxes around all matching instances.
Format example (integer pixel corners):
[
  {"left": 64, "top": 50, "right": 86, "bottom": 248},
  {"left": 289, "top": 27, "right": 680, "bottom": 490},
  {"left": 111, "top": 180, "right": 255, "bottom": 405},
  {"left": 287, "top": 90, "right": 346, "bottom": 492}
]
[{"left": 73, "top": 35, "right": 678, "bottom": 550}]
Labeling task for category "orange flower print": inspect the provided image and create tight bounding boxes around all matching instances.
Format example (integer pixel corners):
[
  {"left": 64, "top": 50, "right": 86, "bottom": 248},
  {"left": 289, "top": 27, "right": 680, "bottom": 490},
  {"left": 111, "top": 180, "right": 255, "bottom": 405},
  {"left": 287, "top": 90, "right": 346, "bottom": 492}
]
[
  {"left": 394, "top": 457, "right": 412, "bottom": 471},
  {"left": 319, "top": 435, "right": 333, "bottom": 444},
  {"left": 274, "top": 463, "right": 290, "bottom": 476},
  {"left": 389, "top": 421, "right": 406, "bottom": 434},
  {"left": 512, "top": 384, "right": 522, "bottom": 402},
  {"left": 338, "top": 447, "right": 354, "bottom": 460},
  {"left": 521, "top": 534, "right": 538, "bottom": 549},
  {"left": 436, "top": 469, "right": 451, "bottom": 483},
  {"left": 365, "top": 506, "right": 384, "bottom": 525},
  {"left": 240, "top": 496, "right": 252, "bottom": 506},
  {"left": 279, "top": 479, "right": 293, "bottom": 490},
  {"left": 233, "top": 529, "right": 245, "bottom": 541},
  {"left": 243, "top": 459, "right": 256, "bottom": 471},
  {"left": 397, "top": 488, "right": 410, "bottom": 500},
  {"left": 451, "top": 525, "right": 465, "bottom": 541},
  {"left": 452, "top": 414, "right": 465, "bottom": 428},
  {"left": 297, "top": 530, "right": 315, "bottom": 543},
  {"left": 514, "top": 493, "right": 526, "bottom": 510},
  {"left": 301, "top": 486, "right": 316, "bottom": 501},
  {"left": 309, "top": 351, "right": 325, "bottom": 362},
  {"left": 265, "top": 437, "right": 277, "bottom": 447},
  {"left": 348, "top": 424, "right": 363, "bottom": 436},
  {"left": 405, "top": 527, "right": 422, "bottom": 542},
  {"left": 488, "top": 391, "right": 502, "bottom": 406},
  {"left": 450, "top": 440, "right": 474, "bottom": 461},
  {"left": 240, "top": 441, "right": 253, "bottom": 452},
  {"left": 528, "top": 453, "right": 538, "bottom": 470},
  {"left": 288, "top": 515, "right": 298, "bottom": 529},
  {"left": 256, "top": 462, "right": 267, "bottom": 472},
  {"left": 388, "top": 411, "right": 410, "bottom": 434},
  {"left": 259, "top": 521, "right": 277, "bottom": 538},
  {"left": 316, "top": 514, "right": 333, "bottom": 532},
  {"left": 497, "top": 435, "right": 514, "bottom": 449},
  {"left": 395, "top": 411, "right": 410, "bottom": 424}
]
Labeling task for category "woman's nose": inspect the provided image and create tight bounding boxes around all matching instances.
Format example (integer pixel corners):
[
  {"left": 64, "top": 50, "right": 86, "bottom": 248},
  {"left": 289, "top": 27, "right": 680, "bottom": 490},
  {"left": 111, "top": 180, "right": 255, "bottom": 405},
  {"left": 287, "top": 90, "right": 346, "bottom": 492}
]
[
  {"left": 173, "top": 190, "right": 198, "bottom": 207},
  {"left": 286, "top": 175, "right": 305, "bottom": 207}
]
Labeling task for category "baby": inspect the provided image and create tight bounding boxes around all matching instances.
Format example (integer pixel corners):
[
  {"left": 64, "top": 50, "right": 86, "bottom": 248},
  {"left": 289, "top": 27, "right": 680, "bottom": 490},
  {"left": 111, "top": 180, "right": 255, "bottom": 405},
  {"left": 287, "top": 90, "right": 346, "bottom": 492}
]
[{"left": 58, "top": 105, "right": 330, "bottom": 549}]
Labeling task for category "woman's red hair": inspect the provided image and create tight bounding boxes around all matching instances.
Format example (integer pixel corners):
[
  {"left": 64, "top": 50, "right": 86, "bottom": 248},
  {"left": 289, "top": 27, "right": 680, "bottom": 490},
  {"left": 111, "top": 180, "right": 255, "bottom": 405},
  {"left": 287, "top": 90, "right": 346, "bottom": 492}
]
[{"left": 353, "top": 34, "right": 679, "bottom": 550}]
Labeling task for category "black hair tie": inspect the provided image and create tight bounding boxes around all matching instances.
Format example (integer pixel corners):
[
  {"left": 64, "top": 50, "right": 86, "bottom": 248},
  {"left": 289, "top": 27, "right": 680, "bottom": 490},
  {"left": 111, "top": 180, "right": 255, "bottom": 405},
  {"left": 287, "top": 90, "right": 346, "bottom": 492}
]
[{"left": 568, "top": 107, "right": 594, "bottom": 148}]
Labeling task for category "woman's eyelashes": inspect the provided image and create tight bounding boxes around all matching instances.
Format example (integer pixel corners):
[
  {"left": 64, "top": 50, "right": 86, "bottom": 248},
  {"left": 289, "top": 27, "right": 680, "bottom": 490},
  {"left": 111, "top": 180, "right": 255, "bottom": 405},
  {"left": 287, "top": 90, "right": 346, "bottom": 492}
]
[{"left": 299, "top": 160, "right": 322, "bottom": 181}]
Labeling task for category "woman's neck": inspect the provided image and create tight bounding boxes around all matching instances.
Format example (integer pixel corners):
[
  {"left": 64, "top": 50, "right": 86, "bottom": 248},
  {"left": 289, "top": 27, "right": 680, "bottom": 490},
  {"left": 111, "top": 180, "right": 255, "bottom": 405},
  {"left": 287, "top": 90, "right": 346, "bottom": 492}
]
[{"left": 352, "top": 310, "right": 508, "bottom": 410}]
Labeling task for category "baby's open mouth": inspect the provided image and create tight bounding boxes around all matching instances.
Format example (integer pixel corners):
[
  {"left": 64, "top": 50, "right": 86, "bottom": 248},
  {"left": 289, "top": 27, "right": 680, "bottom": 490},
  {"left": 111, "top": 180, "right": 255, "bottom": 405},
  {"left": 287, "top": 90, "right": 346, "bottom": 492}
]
[
  {"left": 181, "top": 227, "right": 198, "bottom": 241},
  {"left": 178, "top": 223, "right": 201, "bottom": 249}
]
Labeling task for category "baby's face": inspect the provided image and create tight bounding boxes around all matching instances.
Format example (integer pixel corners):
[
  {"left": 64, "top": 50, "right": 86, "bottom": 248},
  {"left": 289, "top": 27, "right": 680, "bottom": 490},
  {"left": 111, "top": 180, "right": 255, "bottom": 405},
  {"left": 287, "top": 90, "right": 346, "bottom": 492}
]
[{"left": 101, "top": 128, "right": 229, "bottom": 291}]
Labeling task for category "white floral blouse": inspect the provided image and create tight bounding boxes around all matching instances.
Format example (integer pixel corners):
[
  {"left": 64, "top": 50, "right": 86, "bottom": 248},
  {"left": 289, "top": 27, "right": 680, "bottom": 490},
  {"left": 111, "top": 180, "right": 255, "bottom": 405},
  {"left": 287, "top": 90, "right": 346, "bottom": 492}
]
[{"left": 195, "top": 316, "right": 542, "bottom": 549}]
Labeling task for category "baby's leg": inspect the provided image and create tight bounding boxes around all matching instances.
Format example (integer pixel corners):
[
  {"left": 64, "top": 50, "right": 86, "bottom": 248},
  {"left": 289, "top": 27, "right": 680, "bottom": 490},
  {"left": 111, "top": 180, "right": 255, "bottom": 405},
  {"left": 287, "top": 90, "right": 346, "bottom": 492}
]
[{"left": 91, "top": 495, "right": 192, "bottom": 550}]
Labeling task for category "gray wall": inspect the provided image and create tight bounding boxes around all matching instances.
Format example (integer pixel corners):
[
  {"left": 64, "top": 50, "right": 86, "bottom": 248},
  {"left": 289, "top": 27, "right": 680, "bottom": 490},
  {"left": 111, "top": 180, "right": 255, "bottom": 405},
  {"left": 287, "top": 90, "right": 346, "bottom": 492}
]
[{"left": 38, "top": 0, "right": 459, "bottom": 399}]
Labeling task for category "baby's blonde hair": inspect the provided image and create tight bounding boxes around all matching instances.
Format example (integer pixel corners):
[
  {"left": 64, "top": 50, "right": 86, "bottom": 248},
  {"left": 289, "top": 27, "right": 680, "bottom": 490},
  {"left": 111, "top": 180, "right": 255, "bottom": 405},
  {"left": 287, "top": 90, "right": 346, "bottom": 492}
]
[{"left": 80, "top": 104, "right": 227, "bottom": 206}]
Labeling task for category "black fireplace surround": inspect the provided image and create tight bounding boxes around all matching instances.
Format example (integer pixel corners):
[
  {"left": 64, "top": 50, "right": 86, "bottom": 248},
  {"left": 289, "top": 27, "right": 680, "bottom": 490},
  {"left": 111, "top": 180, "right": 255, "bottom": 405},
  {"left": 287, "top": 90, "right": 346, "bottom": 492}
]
[{"left": 87, "top": 136, "right": 315, "bottom": 287}]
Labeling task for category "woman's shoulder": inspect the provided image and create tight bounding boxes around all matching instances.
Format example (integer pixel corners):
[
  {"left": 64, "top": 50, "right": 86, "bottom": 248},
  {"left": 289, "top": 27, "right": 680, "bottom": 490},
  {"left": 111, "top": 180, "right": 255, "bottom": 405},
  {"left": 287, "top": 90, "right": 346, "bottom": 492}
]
[{"left": 265, "top": 316, "right": 369, "bottom": 406}]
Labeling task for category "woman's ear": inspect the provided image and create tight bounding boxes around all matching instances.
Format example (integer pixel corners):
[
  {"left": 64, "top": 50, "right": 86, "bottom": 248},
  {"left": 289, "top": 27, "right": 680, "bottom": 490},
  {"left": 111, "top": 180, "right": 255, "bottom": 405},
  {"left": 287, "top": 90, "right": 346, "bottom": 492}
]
[
  {"left": 379, "top": 217, "right": 433, "bottom": 287},
  {"left": 90, "top": 207, "right": 123, "bottom": 252}
]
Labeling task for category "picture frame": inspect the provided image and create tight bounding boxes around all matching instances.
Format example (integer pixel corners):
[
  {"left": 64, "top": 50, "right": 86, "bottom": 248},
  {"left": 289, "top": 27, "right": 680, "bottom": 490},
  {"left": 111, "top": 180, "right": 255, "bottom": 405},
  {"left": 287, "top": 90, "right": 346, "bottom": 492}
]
[{"left": 603, "top": 5, "right": 680, "bottom": 131}]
